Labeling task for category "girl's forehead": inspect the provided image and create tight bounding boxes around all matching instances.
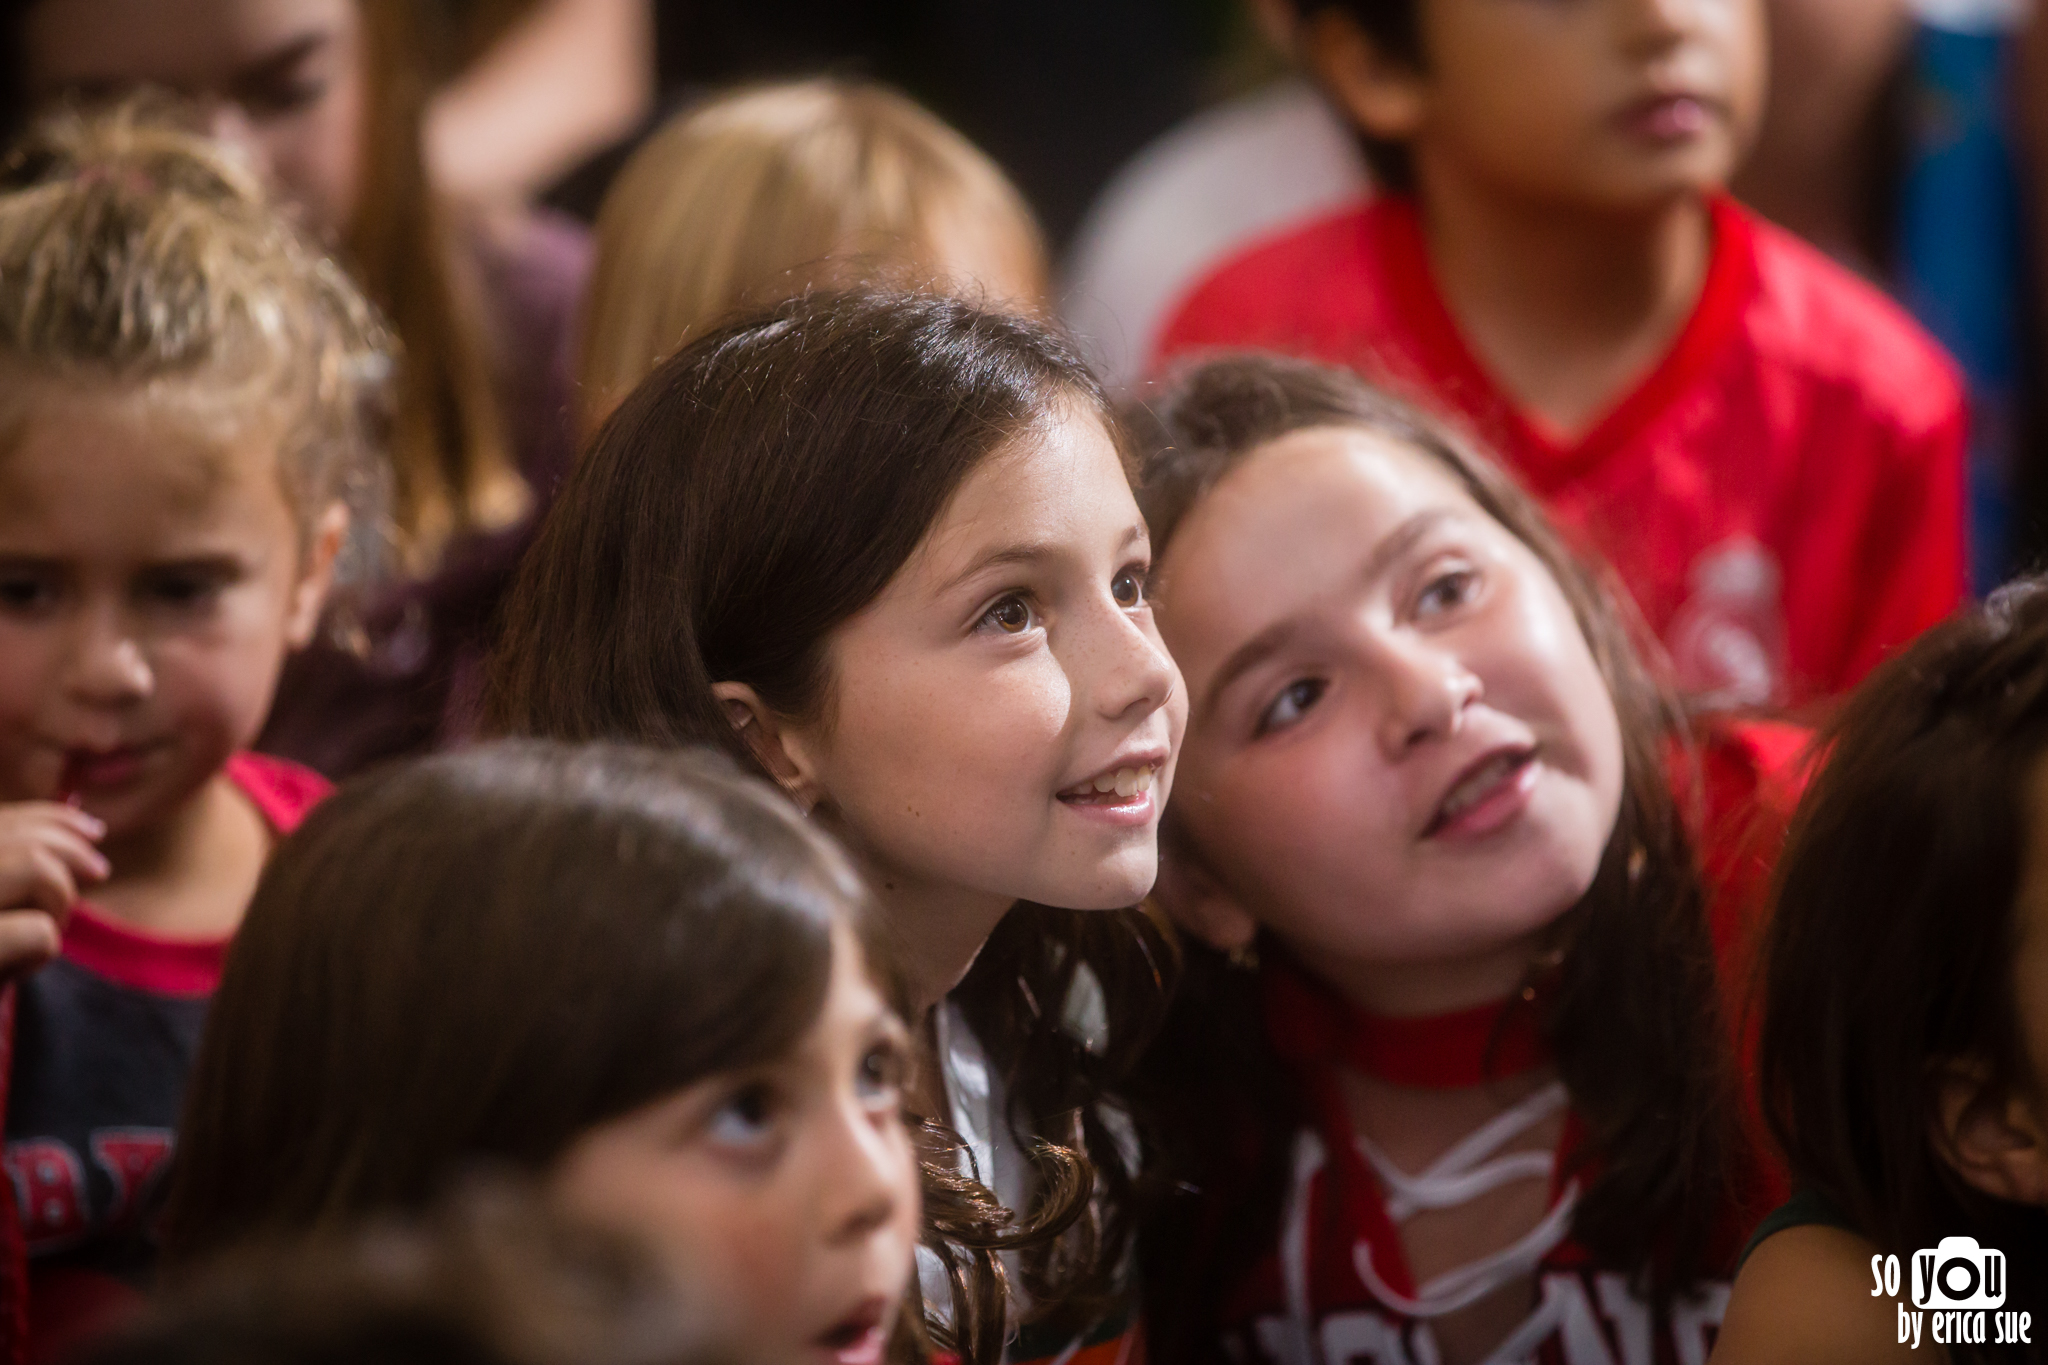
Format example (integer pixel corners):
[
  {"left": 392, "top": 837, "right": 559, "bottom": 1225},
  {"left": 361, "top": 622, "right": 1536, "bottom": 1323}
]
[
  {"left": 908, "top": 408, "right": 1133, "bottom": 575},
  {"left": 1166, "top": 426, "right": 1484, "bottom": 585},
  {"left": 0, "top": 384, "right": 289, "bottom": 525}
]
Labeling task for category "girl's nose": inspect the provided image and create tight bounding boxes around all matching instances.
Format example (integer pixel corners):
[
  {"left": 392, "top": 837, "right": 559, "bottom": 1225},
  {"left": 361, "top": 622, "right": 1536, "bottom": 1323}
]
[
  {"left": 1372, "top": 634, "right": 1481, "bottom": 758},
  {"left": 63, "top": 613, "right": 153, "bottom": 707},
  {"left": 1091, "top": 610, "right": 1181, "bottom": 725},
  {"left": 819, "top": 1101, "right": 914, "bottom": 1249}
]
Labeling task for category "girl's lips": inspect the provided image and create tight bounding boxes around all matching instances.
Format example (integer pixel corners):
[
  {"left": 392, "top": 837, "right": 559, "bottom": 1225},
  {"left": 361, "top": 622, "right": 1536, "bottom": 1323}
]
[
  {"left": 812, "top": 1299, "right": 888, "bottom": 1365},
  {"left": 61, "top": 745, "right": 156, "bottom": 794},
  {"left": 1424, "top": 749, "right": 1539, "bottom": 841},
  {"left": 1057, "top": 785, "right": 1157, "bottom": 828}
]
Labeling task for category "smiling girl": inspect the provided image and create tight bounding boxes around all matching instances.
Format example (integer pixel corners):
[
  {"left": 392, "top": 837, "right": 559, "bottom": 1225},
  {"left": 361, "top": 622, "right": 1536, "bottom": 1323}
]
[
  {"left": 487, "top": 290, "right": 1187, "bottom": 1365},
  {"left": 1130, "top": 354, "right": 1799, "bottom": 1365},
  {"left": 0, "top": 104, "right": 383, "bottom": 1357}
]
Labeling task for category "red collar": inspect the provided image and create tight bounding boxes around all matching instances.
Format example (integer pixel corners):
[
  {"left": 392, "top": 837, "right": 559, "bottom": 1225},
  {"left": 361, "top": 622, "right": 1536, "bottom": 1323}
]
[
  {"left": 1375, "top": 193, "right": 1759, "bottom": 492},
  {"left": 1263, "top": 957, "right": 1550, "bottom": 1090}
]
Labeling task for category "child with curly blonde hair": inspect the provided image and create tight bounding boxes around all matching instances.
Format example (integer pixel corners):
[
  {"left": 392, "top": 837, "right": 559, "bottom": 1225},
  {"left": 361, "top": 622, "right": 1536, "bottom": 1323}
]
[{"left": 0, "top": 101, "right": 388, "bottom": 1359}]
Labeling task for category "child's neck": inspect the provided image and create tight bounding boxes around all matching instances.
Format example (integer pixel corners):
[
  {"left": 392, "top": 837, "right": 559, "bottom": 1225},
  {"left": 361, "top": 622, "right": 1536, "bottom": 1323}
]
[
  {"left": 1302, "top": 930, "right": 1545, "bottom": 1020},
  {"left": 1413, "top": 157, "right": 1716, "bottom": 441},
  {"left": 841, "top": 844, "right": 1014, "bottom": 1018},
  {"left": 91, "top": 771, "right": 271, "bottom": 941}
]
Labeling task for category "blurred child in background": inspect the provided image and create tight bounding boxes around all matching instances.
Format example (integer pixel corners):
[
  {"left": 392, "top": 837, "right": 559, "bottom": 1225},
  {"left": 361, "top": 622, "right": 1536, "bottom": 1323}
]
[
  {"left": 0, "top": 104, "right": 380, "bottom": 1360},
  {"left": 167, "top": 741, "right": 928, "bottom": 1365},
  {"left": 1716, "top": 582, "right": 2048, "bottom": 1364},
  {"left": 12, "top": 0, "right": 590, "bottom": 776},
  {"left": 1132, "top": 355, "right": 1799, "bottom": 1364},
  {"left": 94, "top": 1180, "right": 718, "bottom": 1365},
  {"left": 577, "top": 78, "right": 1046, "bottom": 434},
  {"left": 490, "top": 291, "right": 1185, "bottom": 1365},
  {"left": 1154, "top": 0, "right": 1966, "bottom": 711}
]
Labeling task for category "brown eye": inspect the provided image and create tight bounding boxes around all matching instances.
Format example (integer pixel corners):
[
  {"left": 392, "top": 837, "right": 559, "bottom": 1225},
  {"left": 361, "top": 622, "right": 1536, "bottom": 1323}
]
[
  {"left": 983, "top": 596, "right": 1034, "bottom": 634},
  {"left": 1112, "top": 570, "right": 1144, "bottom": 609}
]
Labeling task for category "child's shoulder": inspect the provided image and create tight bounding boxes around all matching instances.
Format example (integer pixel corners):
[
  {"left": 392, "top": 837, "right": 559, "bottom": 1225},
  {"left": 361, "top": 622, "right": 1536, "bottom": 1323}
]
[
  {"left": 1153, "top": 195, "right": 1400, "bottom": 366},
  {"left": 1734, "top": 206, "right": 1966, "bottom": 436},
  {"left": 225, "top": 753, "right": 333, "bottom": 837},
  {"left": 1714, "top": 1220, "right": 1918, "bottom": 1364}
]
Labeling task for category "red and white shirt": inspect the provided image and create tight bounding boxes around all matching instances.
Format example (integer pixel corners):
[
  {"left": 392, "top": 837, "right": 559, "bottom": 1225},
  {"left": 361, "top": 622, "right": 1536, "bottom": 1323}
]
[{"left": 1156, "top": 197, "right": 1968, "bottom": 706}]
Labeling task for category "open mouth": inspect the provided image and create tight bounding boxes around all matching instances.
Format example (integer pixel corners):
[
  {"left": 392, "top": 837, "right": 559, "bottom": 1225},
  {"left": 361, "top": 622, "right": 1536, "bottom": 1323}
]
[
  {"left": 813, "top": 1299, "right": 887, "bottom": 1365},
  {"left": 1424, "top": 747, "right": 1537, "bottom": 838},
  {"left": 1058, "top": 763, "right": 1158, "bottom": 805}
]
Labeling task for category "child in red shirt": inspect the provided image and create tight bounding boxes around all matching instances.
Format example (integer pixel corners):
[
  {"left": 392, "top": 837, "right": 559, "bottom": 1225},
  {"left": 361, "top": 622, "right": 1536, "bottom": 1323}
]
[
  {"left": 1154, "top": 0, "right": 1966, "bottom": 707},
  {"left": 0, "top": 106, "right": 380, "bottom": 1361},
  {"left": 1131, "top": 356, "right": 1798, "bottom": 1365}
]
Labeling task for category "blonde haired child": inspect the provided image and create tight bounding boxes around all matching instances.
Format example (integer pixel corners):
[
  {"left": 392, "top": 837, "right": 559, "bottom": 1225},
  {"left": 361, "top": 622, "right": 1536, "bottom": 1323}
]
[
  {"left": 577, "top": 78, "right": 1047, "bottom": 432},
  {"left": 0, "top": 101, "right": 385, "bottom": 1358}
]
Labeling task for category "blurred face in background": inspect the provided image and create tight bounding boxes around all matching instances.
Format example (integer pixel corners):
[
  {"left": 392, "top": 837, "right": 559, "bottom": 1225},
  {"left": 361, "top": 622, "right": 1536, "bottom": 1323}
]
[
  {"left": 22, "top": 0, "right": 366, "bottom": 237},
  {"left": 1311, "top": 0, "right": 1769, "bottom": 211}
]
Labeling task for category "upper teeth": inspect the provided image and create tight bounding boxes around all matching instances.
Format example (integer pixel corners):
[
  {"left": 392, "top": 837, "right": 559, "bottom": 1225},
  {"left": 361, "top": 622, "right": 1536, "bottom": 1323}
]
[
  {"left": 1441, "top": 753, "right": 1520, "bottom": 818},
  {"left": 1081, "top": 765, "right": 1156, "bottom": 798}
]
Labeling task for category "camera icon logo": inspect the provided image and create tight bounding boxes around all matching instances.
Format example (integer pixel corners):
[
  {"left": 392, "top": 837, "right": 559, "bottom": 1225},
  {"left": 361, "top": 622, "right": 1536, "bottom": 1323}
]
[{"left": 1913, "top": 1237, "right": 2007, "bottom": 1309}]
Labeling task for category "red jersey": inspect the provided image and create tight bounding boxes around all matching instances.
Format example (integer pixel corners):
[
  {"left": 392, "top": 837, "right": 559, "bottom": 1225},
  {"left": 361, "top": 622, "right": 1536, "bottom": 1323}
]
[
  {"left": 1209, "top": 721, "right": 1806, "bottom": 1365},
  {"left": 1155, "top": 197, "right": 1968, "bottom": 706}
]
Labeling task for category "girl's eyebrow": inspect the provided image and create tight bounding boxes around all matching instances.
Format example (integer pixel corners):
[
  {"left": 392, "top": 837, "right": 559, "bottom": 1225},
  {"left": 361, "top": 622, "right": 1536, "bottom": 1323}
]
[
  {"left": 1197, "top": 507, "right": 1459, "bottom": 722},
  {"left": 934, "top": 523, "right": 1148, "bottom": 597}
]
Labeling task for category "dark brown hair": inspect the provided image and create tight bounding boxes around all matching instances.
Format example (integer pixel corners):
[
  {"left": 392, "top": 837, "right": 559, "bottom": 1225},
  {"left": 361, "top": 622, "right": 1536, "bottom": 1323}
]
[
  {"left": 1760, "top": 579, "right": 2048, "bottom": 1356},
  {"left": 485, "top": 289, "right": 1174, "bottom": 1359},
  {"left": 103, "top": 1179, "right": 719, "bottom": 1365},
  {"left": 167, "top": 741, "right": 859, "bottom": 1256},
  {"left": 1127, "top": 354, "right": 1744, "bottom": 1348},
  {"left": 1292, "top": 0, "right": 1424, "bottom": 192}
]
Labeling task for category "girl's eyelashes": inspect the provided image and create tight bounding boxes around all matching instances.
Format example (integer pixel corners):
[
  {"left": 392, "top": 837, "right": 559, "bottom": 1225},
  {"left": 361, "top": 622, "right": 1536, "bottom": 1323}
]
[
  {"left": 0, "top": 566, "right": 59, "bottom": 614},
  {"left": 135, "top": 564, "right": 237, "bottom": 612},
  {"left": 855, "top": 1036, "right": 908, "bottom": 1108},
  {"left": 703, "top": 1081, "right": 780, "bottom": 1152},
  {"left": 1412, "top": 557, "right": 1482, "bottom": 620},
  {"left": 1256, "top": 677, "right": 1328, "bottom": 738},
  {"left": 976, "top": 592, "right": 1038, "bottom": 636},
  {"left": 1111, "top": 563, "right": 1150, "bottom": 610}
]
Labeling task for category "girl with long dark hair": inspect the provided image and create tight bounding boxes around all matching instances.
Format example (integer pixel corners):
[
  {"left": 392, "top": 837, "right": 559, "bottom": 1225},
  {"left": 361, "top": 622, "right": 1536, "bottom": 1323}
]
[
  {"left": 1717, "top": 582, "right": 2048, "bottom": 1363},
  {"left": 167, "top": 741, "right": 926, "bottom": 1365},
  {"left": 487, "top": 290, "right": 1187, "bottom": 1365},
  {"left": 1129, "top": 354, "right": 1798, "bottom": 1364}
]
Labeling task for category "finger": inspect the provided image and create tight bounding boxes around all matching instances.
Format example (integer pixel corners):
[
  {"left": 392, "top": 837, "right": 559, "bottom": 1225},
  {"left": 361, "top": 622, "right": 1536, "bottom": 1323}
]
[
  {"left": 36, "top": 829, "right": 109, "bottom": 883},
  {"left": 0, "top": 911, "right": 61, "bottom": 980},
  {"left": 8, "top": 848, "right": 80, "bottom": 918},
  {"left": 0, "top": 804, "right": 106, "bottom": 845}
]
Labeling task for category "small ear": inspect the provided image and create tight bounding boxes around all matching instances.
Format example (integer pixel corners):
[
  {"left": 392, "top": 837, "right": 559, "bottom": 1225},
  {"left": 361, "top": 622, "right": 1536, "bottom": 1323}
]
[
  {"left": 1154, "top": 839, "right": 1260, "bottom": 955},
  {"left": 708, "top": 680, "right": 824, "bottom": 810},
  {"left": 1298, "top": 6, "right": 1428, "bottom": 146},
  {"left": 1933, "top": 1061, "right": 2048, "bottom": 1208},
  {"left": 284, "top": 502, "right": 349, "bottom": 650}
]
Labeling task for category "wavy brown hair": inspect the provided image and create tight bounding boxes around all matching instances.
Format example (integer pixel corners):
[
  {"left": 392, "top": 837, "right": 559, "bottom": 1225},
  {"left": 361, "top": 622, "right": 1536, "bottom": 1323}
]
[
  {"left": 485, "top": 291, "right": 1174, "bottom": 1361},
  {"left": 1760, "top": 580, "right": 2048, "bottom": 1359},
  {"left": 1126, "top": 354, "right": 1747, "bottom": 1354}
]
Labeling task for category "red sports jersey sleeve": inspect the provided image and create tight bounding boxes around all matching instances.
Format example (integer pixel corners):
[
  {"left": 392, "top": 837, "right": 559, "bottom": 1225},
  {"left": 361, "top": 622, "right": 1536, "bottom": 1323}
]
[{"left": 1156, "top": 197, "right": 1969, "bottom": 704}]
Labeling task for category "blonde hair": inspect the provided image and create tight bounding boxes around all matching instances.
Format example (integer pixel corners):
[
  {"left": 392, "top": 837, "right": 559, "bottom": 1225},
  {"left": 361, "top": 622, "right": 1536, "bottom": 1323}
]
[
  {"left": 352, "top": 0, "right": 528, "bottom": 573},
  {"left": 0, "top": 99, "right": 391, "bottom": 553},
  {"left": 577, "top": 78, "right": 1047, "bottom": 431}
]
